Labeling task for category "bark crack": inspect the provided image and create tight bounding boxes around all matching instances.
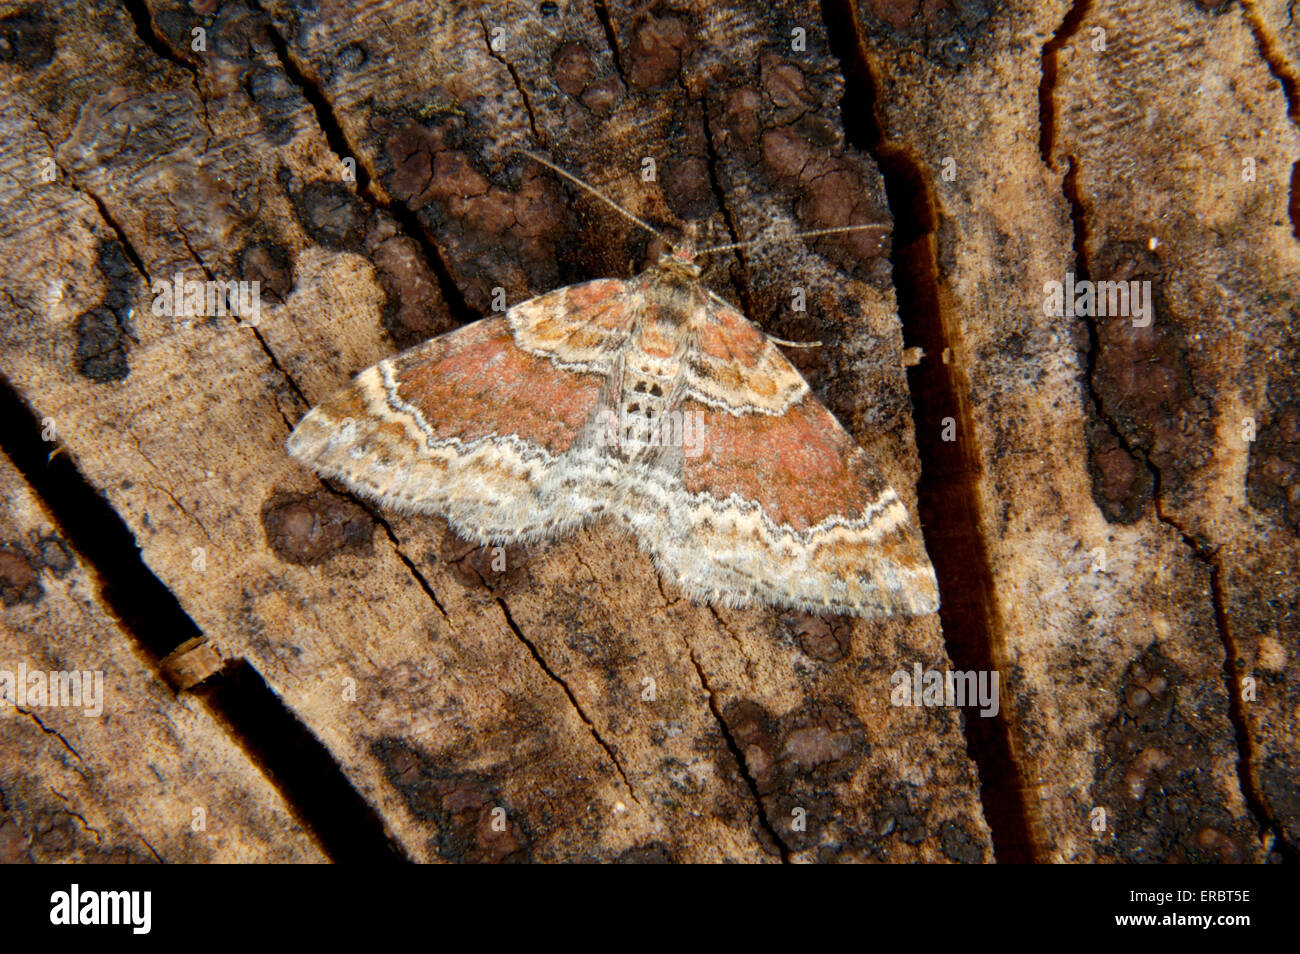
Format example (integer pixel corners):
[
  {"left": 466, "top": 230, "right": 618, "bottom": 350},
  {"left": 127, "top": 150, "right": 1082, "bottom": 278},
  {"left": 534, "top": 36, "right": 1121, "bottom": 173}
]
[
  {"left": 679, "top": 634, "right": 790, "bottom": 862},
  {"left": 119, "top": 0, "right": 213, "bottom": 152},
  {"left": 493, "top": 596, "right": 643, "bottom": 807},
  {"left": 592, "top": 0, "right": 629, "bottom": 85},
  {"left": 479, "top": 17, "right": 542, "bottom": 144},
  {"left": 245, "top": 0, "right": 477, "bottom": 324},
  {"left": 819, "top": 0, "right": 1036, "bottom": 863}
]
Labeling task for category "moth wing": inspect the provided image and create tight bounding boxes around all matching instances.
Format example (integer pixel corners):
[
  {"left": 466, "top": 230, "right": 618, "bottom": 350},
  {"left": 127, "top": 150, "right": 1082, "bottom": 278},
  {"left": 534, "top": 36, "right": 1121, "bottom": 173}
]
[
  {"left": 633, "top": 298, "right": 938, "bottom": 617},
  {"left": 287, "top": 280, "right": 632, "bottom": 543}
]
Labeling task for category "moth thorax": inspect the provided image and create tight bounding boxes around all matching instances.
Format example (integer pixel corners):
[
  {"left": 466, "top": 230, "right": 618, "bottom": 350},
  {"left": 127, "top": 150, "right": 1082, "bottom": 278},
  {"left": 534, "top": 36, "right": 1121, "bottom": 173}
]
[{"left": 618, "top": 366, "right": 674, "bottom": 459}]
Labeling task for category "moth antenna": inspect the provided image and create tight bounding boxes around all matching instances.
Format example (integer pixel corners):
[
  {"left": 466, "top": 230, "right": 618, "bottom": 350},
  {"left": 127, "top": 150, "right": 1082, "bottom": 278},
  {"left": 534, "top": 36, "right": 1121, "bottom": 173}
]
[
  {"left": 519, "top": 150, "right": 670, "bottom": 247},
  {"left": 697, "top": 223, "right": 887, "bottom": 257},
  {"left": 767, "top": 335, "right": 823, "bottom": 349}
]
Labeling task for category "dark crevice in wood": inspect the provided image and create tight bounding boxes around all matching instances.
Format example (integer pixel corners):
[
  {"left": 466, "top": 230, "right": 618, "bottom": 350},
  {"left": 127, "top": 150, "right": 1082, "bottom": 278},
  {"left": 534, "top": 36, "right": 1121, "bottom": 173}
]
[
  {"left": 592, "top": 0, "right": 628, "bottom": 84},
  {"left": 685, "top": 629, "right": 791, "bottom": 862},
  {"left": 247, "top": 0, "right": 479, "bottom": 326},
  {"left": 0, "top": 373, "right": 200, "bottom": 660},
  {"left": 0, "top": 374, "right": 404, "bottom": 862},
  {"left": 1206, "top": 556, "right": 1298, "bottom": 861},
  {"left": 479, "top": 16, "right": 542, "bottom": 144},
  {"left": 819, "top": 0, "right": 1036, "bottom": 864},
  {"left": 1038, "top": 0, "right": 1093, "bottom": 166},
  {"left": 195, "top": 660, "right": 408, "bottom": 862},
  {"left": 75, "top": 184, "right": 152, "bottom": 283},
  {"left": 494, "top": 596, "right": 642, "bottom": 804}
]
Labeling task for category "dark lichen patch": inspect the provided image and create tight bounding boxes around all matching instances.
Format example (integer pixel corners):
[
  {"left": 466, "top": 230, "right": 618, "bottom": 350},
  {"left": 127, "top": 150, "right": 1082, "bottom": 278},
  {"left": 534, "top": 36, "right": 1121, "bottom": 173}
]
[
  {"left": 1093, "top": 644, "right": 1256, "bottom": 862},
  {"left": 438, "top": 533, "right": 528, "bottom": 594},
  {"left": 260, "top": 491, "right": 374, "bottom": 565},
  {"left": 75, "top": 240, "right": 139, "bottom": 383},
  {"left": 1086, "top": 418, "right": 1153, "bottom": 524},
  {"left": 939, "top": 816, "right": 984, "bottom": 863},
  {"left": 625, "top": 14, "right": 692, "bottom": 90},
  {"left": 0, "top": 543, "right": 42, "bottom": 606},
  {"left": 369, "top": 232, "right": 455, "bottom": 349},
  {"left": 779, "top": 612, "right": 851, "bottom": 663},
  {"left": 244, "top": 61, "right": 301, "bottom": 145},
  {"left": 1087, "top": 240, "right": 1210, "bottom": 501},
  {"left": 290, "top": 180, "right": 369, "bottom": 252},
  {"left": 31, "top": 533, "right": 73, "bottom": 578},
  {"left": 372, "top": 737, "right": 531, "bottom": 862},
  {"left": 756, "top": 121, "right": 889, "bottom": 276},
  {"left": 0, "top": 6, "right": 56, "bottom": 69},
  {"left": 239, "top": 240, "right": 293, "bottom": 302},
  {"left": 853, "top": 0, "right": 1000, "bottom": 68},
  {"left": 372, "top": 109, "right": 568, "bottom": 311}
]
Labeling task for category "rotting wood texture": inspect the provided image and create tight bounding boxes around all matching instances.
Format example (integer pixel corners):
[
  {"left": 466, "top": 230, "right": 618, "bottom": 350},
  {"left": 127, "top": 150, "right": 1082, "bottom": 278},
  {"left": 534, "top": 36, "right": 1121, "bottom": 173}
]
[{"left": 0, "top": 0, "right": 1294, "bottom": 863}]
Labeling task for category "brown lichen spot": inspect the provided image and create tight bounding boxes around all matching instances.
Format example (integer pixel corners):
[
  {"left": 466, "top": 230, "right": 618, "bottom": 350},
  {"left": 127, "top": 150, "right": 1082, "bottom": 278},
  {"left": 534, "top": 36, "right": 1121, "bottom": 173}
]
[
  {"left": 720, "top": 88, "right": 762, "bottom": 148},
  {"left": 1086, "top": 419, "right": 1153, "bottom": 524},
  {"left": 662, "top": 156, "right": 713, "bottom": 221},
  {"left": 1247, "top": 403, "right": 1300, "bottom": 532},
  {"left": 0, "top": 814, "right": 30, "bottom": 863},
  {"left": 1094, "top": 644, "right": 1255, "bottom": 862},
  {"left": 0, "top": 544, "right": 42, "bottom": 606},
  {"left": 779, "top": 703, "right": 862, "bottom": 780},
  {"left": 939, "top": 817, "right": 984, "bottom": 863},
  {"left": 723, "top": 699, "right": 779, "bottom": 794},
  {"left": 377, "top": 117, "right": 447, "bottom": 208},
  {"left": 372, "top": 738, "right": 530, "bottom": 863},
  {"left": 0, "top": 7, "right": 55, "bottom": 69},
  {"left": 782, "top": 612, "right": 849, "bottom": 662},
  {"left": 1089, "top": 241, "right": 1209, "bottom": 496},
  {"left": 291, "top": 181, "right": 369, "bottom": 252},
  {"left": 438, "top": 532, "right": 528, "bottom": 593},
  {"left": 760, "top": 53, "right": 816, "bottom": 115},
  {"left": 626, "top": 15, "right": 690, "bottom": 90},
  {"left": 370, "top": 234, "right": 454, "bottom": 349},
  {"left": 260, "top": 491, "right": 374, "bottom": 565},
  {"left": 239, "top": 241, "right": 293, "bottom": 302},
  {"left": 580, "top": 76, "right": 623, "bottom": 114},
  {"left": 552, "top": 41, "right": 595, "bottom": 97}
]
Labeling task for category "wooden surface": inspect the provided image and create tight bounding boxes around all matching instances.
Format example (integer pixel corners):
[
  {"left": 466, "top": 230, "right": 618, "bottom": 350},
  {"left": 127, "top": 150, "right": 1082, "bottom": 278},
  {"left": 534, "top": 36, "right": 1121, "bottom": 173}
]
[{"left": 0, "top": 0, "right": 1294, "bottom": 862}]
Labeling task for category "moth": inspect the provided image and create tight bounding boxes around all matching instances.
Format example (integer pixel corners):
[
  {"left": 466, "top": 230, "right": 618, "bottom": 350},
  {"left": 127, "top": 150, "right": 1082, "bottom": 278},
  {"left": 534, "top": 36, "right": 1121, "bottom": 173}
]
[{"left": 288, "top": 154, "right": 939, "bottom": 617}]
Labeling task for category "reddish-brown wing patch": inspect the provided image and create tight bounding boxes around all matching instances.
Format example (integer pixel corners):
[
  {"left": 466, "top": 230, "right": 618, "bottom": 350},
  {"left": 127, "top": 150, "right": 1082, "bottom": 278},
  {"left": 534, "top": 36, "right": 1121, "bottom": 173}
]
[
  {"left": 681, "top": 396, "right": 891, "bottom": 531},
  {"left": 391, "top": 316, "right": 604, "bottom": 455}
]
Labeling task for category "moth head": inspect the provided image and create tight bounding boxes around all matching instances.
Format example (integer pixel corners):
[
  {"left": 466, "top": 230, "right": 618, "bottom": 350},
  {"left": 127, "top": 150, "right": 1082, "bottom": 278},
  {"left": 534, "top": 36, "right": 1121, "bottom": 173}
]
[{"left": 655, "top": 243, "right": 702, "bottom": 283}]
